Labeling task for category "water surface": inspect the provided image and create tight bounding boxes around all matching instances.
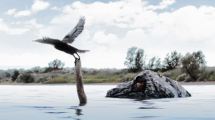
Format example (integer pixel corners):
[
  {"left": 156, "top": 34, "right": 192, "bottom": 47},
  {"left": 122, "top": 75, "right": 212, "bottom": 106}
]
[{"left": 0, "top": 85, "right": 214, "bottom": 120}]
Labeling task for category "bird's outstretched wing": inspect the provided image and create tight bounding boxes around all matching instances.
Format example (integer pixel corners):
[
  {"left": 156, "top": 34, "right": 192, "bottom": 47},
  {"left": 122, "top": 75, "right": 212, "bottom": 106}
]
[
  {"left": 34, "top": 37, "right": 60, "bottom": 45},
  {"left": 62, "top": 17, "right": 85, "bottom": 43}
]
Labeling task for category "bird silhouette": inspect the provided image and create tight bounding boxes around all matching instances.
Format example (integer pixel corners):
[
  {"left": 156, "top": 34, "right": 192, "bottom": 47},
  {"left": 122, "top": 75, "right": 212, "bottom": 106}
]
[{"left": 35, "top": 17, "right": 89, "bottom": 59}]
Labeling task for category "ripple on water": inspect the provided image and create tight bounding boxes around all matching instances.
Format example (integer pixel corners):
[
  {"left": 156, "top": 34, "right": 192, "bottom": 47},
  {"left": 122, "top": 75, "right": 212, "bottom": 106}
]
[
  {"left": 32, "top": 106, "right": 55, "bottom": 109},
  {"left": 0, "top": 85, "right": 215, "bottom": 120},
  {"left": 138, "top": 106, "right": 163, "bottom": 109},
  {"left": 45, "top": 111, "right": 67, "bottom": 114},
  {"left": 132, "top": 116, "right": 159, "bottom": 119},
  {"left": 67, "top": 106, "right": 83, "bottom": 116}
]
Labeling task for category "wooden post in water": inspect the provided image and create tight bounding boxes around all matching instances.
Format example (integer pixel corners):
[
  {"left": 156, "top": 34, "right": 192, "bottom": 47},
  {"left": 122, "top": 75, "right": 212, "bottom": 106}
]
[{"left": 74, "top": 58, "right": 87, "bottom": 106}]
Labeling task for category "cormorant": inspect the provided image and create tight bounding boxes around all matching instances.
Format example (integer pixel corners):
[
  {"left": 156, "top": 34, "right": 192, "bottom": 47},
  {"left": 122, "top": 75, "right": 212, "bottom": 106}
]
[{"left": 35, "top": 17, "right": 89, "bottom": 59}]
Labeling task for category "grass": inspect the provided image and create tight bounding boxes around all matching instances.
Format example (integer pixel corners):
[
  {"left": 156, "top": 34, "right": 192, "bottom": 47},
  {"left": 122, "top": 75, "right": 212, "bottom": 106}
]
[
  {"left": 33, "top": 69, "right": 215, "bottom": 84},
  {"left": 37, "top": 71, "right": 137, "bottom": 84},
  {"left": 45, "top": 76, "right": 72, "bottom": 84},
  {"left": 1, "top": 67, "right": 215, "bottom": 84}
]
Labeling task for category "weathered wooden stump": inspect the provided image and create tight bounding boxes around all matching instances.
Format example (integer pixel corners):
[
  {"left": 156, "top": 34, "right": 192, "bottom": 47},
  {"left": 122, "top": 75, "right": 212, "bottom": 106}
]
[{"left": 74, "top": 58, "right": 87, "bottom": 106}]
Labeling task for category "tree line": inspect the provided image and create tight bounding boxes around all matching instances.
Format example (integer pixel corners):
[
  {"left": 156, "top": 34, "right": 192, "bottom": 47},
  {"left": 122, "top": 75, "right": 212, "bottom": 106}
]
[
  {"left": 0, "top": 59, "right": 65, "bottom": 83},
  {"left": 124, "top": 47, "right": 213, "bottom": 81},
  {"left": 0, "top": 48, "right": 214, "bottom": 83}
]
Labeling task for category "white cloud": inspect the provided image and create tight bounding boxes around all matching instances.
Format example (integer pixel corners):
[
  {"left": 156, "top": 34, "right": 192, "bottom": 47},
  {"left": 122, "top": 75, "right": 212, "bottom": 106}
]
[
  {"left": 0, "top": 19, "right": 8, "bottom": 31},
  {"left": 51, "top": 6, "right": 61, "bottom": 11},
  {"left": 5, "top": 8, "right": 17, "bottom": 15},
  {"left": 14, "top": 10, "right": 31, "bottom": 17},
  {"left": 39, "top": 0, "right": 215, "bottom": 68},
  {"left": 92, "top": 31, "right": 117, "bottom": 45},
  {"left": 32, "top": 0, "right": 50, "bottom": 13},
  {"left": 0, "top": 18, "right": 29, "bottom": 35},
  {"left": 1, "top": 0, "right": 215, "bottom": 69},
  {"left": 147, "top": 0, "right": 175, "bottom": 10},
  {"left": 5, "top": 0, "right": 50, "bottom": 17},
  {"left": 159, "top": 0, "right": 175, "bottom": 9},
  {"left": 0, "top": 17, "right": 44, "bottom": 35}
]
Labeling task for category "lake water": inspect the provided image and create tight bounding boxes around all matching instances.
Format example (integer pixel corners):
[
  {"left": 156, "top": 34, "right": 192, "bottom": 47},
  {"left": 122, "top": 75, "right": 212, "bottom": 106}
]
[{"left": 0, "top": 85, "right": 214, "bottom": 120}]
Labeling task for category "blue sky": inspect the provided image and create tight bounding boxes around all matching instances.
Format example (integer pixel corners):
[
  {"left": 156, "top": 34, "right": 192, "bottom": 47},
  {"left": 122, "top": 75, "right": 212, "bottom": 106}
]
[{"left": 0, "top": 0, "right": 215, "bottom": 69}]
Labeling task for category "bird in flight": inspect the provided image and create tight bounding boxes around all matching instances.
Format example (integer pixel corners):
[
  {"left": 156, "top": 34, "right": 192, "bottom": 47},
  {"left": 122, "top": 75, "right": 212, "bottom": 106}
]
[{"left": 35, "top": 17, "right": 89, "bottom": 59}]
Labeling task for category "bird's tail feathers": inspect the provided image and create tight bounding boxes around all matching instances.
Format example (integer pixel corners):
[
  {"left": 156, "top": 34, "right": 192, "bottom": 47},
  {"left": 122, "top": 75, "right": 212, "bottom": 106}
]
[{"left": 77, "top": 49, "right": 90, "bottom": 53}]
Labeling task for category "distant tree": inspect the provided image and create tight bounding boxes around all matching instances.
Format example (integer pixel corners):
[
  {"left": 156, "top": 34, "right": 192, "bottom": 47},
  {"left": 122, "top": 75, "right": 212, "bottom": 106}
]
[
  {"left": 135, "top": 49, "right": 144, "bottom": 72},
  {"left": 31, "top": 66, "right": 41, "bottom": 73},
  {"left": 163, "top": 51, "right": 181, "bottom": 71},
  {"left": 43, "top": 67, "right": 52, "bottom": 73},
  {"left": 11, "top": 70, "right": 19, "bottom": 81},
  {"left": 147, "top": 57, "right": 162, "bottom": 71},
  {"left": 48, "top": 59, "right": 65, "bottom": 71},
  {"left": 124, "top": 47, "right": 137, "bottom": 69},
  {"left": 181, "top": 51, "right": 206, "bottom": 81},
  {"left": 17, "top": 73, "right": 34, "bottom": 83},
  {"left": 4, "top": 72, "right": 11, "bottom": 78},
  {"left": 124, "top": 47, "right": 145, "bottom": 72}
]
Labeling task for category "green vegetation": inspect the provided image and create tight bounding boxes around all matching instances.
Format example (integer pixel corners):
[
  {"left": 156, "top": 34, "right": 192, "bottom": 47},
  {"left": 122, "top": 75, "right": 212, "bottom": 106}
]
[
  {"left": 0, "top": 47, "right": 214, "bottom": 84},
  {"left": 181, "top": 51, "right": 206, "bottom": 81},
  {"left": 124, "top": 47, "right": 145, "bottom": 72},
  {"left": 17, "top": 73, "right": 35, "bottom": 83},
  {"left": 45, "top": 75, "right": 71, "bottom": 84},
  {"left": 146, "top": 56, "right": 162, "bottom": 71},
  {"left": 0, "top": 66, "right": 214, "bottom": 84},
  {"left": 0, "top": 68, "right": 138, "bottom": 84},
  {"left": 83, "top": 71, "right": 136, "bottom": 83},
  {"left": 124, "top": 47, "right": 215, "bottom": 82},
  {"left": 11, "top": 70, "right": 19, "bottom": 82},
  {"left": 47, "top": 59, "right": 65, "bottom": 71},
  {"left": 162, "top": 51, "right": 182, "bottom": 71}
]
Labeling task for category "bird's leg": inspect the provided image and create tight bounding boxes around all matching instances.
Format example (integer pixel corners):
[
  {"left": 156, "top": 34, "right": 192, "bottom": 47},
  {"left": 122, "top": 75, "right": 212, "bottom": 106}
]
[
  {"left": 72, "top": 54, "right": 77, "bottom": 60},
  {"left": 76, "top": 53, "right": 80, "bottom": 60}
]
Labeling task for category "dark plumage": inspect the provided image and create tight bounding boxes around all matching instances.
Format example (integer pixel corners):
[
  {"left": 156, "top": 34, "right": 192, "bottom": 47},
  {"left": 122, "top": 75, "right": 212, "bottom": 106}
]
[{"left": 35, "top": 17, "right": 89, "bottom": 59}]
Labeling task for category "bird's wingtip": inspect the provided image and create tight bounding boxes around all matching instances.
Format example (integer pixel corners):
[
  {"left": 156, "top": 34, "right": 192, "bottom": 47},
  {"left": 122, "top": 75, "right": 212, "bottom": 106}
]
[{"left": 34, "top": 39, "right": 43, "bottom": 43}]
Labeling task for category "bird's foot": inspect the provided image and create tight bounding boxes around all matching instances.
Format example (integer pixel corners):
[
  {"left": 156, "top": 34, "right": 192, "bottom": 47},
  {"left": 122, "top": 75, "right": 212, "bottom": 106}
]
[
  {"left": 75, "top": 57, "right": 80, "bottom": 60},
  {"left": 74, "top": 57, "right": 81, "bottom": 65},
  {"left": 75, "top": 53, "right": 81, "bottom": 60}
]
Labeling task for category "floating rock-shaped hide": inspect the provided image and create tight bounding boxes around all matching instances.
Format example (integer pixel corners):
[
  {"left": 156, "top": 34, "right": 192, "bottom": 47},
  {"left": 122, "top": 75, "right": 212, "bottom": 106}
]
[{"left": 106, "top": 70, "right": 191, "bottom": 99}]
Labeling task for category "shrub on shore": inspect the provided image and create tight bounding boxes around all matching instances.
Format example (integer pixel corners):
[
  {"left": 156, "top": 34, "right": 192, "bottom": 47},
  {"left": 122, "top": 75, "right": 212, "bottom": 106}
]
[{"left": 17, "top": 73, "right": 35, "bottom": 83}]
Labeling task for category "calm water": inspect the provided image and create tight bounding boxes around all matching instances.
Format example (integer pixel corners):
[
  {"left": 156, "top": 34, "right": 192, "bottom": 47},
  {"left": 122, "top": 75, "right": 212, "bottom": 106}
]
[{"left": 0, "top": 85, "right": 214, "bottom": 120}]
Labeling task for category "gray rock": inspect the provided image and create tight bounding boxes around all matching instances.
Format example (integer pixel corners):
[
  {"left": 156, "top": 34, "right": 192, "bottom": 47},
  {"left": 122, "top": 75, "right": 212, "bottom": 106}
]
[{"left": 106, "top": 70, "right": 191, "bottom": 99}]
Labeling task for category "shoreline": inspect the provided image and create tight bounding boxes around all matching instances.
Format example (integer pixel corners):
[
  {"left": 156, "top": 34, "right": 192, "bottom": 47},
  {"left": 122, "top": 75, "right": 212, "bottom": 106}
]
[
  {"left": 180, "top": 81, "right": 215, "bottom": 85},
  {"left": 0, "top": 81, "right": 215, "bottom": 85}
]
